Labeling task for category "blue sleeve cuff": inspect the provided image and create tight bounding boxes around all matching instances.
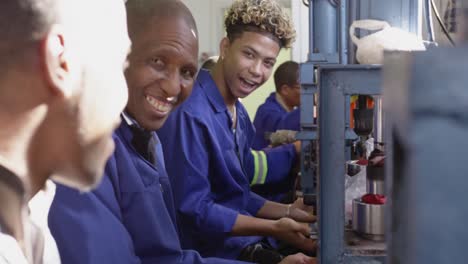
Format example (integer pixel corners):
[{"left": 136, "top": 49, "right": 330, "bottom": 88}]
[
  {"left": 203, "top": 203, "right": 239, "bottom": 235},
  {"left": 246, "top": 192, "right": 267, "bottom": 216}
]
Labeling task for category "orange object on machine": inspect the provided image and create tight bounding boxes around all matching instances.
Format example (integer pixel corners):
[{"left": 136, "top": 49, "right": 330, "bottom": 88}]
[{"left": 350, "top": 95, "right": 374, "bottom": 129}]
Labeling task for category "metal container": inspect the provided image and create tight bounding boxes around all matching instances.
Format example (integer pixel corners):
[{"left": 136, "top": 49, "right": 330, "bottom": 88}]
[
  {"left": 346, "top": 160, "right": 364, "bottom": 177},
  {"left": 352, "top": 198, "right": 385, "bottom": 241}
]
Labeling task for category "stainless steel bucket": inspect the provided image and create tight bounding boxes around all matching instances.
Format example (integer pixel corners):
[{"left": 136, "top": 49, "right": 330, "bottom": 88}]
[{"left": 352, "top": 198, "right": 385, "bottom": 241}]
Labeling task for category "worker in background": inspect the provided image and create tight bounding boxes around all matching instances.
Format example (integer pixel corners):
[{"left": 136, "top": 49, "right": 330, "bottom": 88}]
[
  {"left": 158, "top": 1, "right": 316, "bottom": 263},
  {"left": 48, "top": 1, "right": 315, "bottom": 264},
  {"left": 0, "top": 0, "right": 129, "bottom": 263},
  {"left": 252, "top": 61, "right": 300, "bottom": 150},
  {"left": 201, "top": 55, "right": 219, "bottom": 72},
  {"left": 250, "top": 61, "right": 301, "bottom": 203}
]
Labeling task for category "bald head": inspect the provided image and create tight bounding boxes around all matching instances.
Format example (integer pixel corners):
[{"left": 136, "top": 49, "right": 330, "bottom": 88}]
[{"left": 126, "top": 0, "right": 198, "bottom": 40}]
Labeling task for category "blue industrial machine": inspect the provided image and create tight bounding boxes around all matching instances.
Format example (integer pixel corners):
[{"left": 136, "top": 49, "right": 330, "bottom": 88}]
[{"left": 298, "top": 1, "right": 423, "bottom": 263}]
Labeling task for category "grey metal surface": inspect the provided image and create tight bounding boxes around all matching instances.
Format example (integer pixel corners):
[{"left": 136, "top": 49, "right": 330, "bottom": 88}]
[
  {"left": 310, "top": 0, "right": 338, "bottom": 62},
  {"left": 308, "top": 0, "right": 315, "bottom": 58},
  {"left": 339, "top": 0, "right": 348, "bottom": 64},
  {"left": 299, "top": 64, "right": 316, "bottom": 129},
  {"left": 343, "top": 255, "right": 385, "bottom": 264},
  {"left": 345, "top": 229, "right": 386, "bottom": 257},
  {"left": 319, "top": 65, "right": 382, "bottom": 95},
  {"left": 383, "top": 47, "right": 468, "bottom": 264},
  {"left": 352, "top": 199, "right": 385, "bottom": 237}
]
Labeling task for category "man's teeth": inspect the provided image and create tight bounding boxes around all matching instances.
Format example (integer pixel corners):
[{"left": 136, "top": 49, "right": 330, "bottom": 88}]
[
  {"left": 146, "top": 95, "right": 171, "bottom": 112},
  {"left": 242, "top": 78, "right": 256, "bottom": 86}
]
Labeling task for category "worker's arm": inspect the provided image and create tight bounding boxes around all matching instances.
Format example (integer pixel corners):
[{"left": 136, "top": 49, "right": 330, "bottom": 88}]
[
  {"left": 253, "top": 105, "right": 300, "bottom": 150},
  {"left": 231, "top": 214, "right": 316, "bottom": 252},
  {"left": 277, "top": 108, "right": 301, "bottom": 131},
  {"left": 255, "top": 104, "right": 300, "bottom": 134},
  {"left": 159, "top": 111, "right": 248, "bottom": 239},
  {"left": 255, "top": 198, "right": 315, "bottom": 223},
  {"left": 247, "top": 143, "right": 298, "bottom": 186}
]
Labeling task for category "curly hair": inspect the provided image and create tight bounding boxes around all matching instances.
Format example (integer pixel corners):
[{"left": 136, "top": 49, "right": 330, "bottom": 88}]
[{"left": 224, "top": 0, "right": 296, "bottom": 48}]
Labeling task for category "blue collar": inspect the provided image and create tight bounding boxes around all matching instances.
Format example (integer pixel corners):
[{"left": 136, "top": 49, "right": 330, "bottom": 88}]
[{"left": 197, "top": 70, "right": 230, "bottom": 113}]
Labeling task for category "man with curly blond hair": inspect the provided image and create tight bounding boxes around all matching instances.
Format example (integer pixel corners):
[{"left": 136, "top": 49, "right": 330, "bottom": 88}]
[{"left": 158, "top": 1, "right": 316, "bottom": 263}]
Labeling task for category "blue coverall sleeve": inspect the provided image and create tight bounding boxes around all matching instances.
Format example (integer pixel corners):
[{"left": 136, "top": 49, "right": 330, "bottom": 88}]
[
  {"left": 168, "top": 112, "right": 239, "bottom": 238},
  {"left": 245, "top": 143, "right": 297, "bottom": 186},
  {"left": 49, "top": 145, "right": 245, "bottom": 264},
  {"left": 277, "top": 108, "right": 301, "bottom": 131},
  {"left": 257, "top": 107, "right": 300, "bottom": 133},
  {"left": 246, "top": 192, "right": 267, "bottom": 216},
  {"left": 48, "top": 156, "right": 141, "bottom": 264}
]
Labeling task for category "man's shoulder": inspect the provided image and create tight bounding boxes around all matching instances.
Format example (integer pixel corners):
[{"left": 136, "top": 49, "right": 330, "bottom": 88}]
[
  {"left": 172, "top": 92, "right": 215, "bottom": 126},
  {"left": 181, "top": 84, "right": 211, "bottom": 110},
  {"left": 256, "top": 99, "right": 284, "bottom": 116}
]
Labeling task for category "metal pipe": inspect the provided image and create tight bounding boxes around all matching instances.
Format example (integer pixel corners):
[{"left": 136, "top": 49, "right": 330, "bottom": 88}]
[
  {"left": 313, "top": 0, "right": 338, "bottom": 55},
  {"left": 424, "top": 0, "right": 435, "bottom": 41},
  {"left": 347, "top": 0, "right": 359, "bottom": 64},
  {"left": 308, "top": 0, "right": 315, "bottom": 61},
  {"left": 373, "top": 96, "right": 384, "bottom": 146},
  {"left": 339, "top": 0, "right": 348, "bottom": 65}
]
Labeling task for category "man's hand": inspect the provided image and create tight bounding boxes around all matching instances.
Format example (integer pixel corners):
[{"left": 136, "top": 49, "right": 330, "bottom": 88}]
[
  {"left": 288, "top": 198, "right": 315, "bottom": 223},
  {"left": 280, "top": 253, "right": 316, "bottom": 264},
  {"left": 273, "top": 218, "right": 316, "bottom": 252}
]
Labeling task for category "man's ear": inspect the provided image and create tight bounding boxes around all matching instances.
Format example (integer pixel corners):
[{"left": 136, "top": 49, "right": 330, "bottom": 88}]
[
  {"left": 41, "top": 25, "right": 72, "bottom": 98},
  {"left": 279, "top": 84, "right": 289, "bottom": 96},
  {"left": 219, "top": 37, "right": 230, "bottom": 61}
]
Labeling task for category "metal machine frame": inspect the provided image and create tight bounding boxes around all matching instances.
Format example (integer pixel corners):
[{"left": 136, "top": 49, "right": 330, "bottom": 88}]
[
  {"left": 298, "top": 0, "right": 422, "bottom": 263},
  {"left": 317, "top": 65, "right": 382, "bottom": 263}
]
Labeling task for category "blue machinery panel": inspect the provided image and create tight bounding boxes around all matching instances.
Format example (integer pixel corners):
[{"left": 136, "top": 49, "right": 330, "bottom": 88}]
[{"left": 317, "top": 65, "right": 383, "bottom": 264}]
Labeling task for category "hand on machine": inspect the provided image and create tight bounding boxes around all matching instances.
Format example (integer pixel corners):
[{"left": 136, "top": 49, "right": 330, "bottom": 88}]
[
  {"left": 273, "top": 217, "right": 317, "bottom": 253},
  {"left": 273, "top": 198, "right": 317, "bottom": 252}
]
